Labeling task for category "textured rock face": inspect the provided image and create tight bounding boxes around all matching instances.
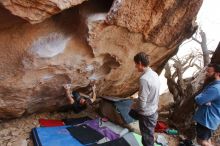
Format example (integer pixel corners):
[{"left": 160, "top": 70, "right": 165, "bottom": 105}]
[
  {"left": 211, "top": 43, "right": 220, "bottom": 64},
  {"left": 0, "top": 0, "right": 202, "bottom": 118},
  {"left": 0, "top": 0, "right": 87, "bottom": 24}
]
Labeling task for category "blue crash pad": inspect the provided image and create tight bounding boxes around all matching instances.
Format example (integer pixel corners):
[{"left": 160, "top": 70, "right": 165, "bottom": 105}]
[
  {"left": 101, "top": 96, "right": 136, "bottom": 124},
  {"left": 32, "top": 126, "right": 84, "bottom": 146}
]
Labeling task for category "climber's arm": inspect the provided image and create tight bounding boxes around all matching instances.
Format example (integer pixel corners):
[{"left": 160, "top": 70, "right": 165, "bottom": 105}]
[{"left": 63, "top": 84, "right": 74, "bottom": 104}]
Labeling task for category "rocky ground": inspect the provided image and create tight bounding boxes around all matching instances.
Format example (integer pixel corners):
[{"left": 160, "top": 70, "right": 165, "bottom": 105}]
[
  {"left": 0, "top": 110, "right": 94, "bottom": 146},
  {"left": 0, "top": 105, "right": 180, "bottom": 146},
  {"left": 0, "top": 95, "right": 219, "bottom": 146},
  {"left": 0, "top": 102, "right": 101, "bottom": 146}
]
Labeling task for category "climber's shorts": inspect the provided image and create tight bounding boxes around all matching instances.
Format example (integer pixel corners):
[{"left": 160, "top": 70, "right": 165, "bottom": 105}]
[{"left": 196, "top": 123, "right": 213, "bottom": 140}]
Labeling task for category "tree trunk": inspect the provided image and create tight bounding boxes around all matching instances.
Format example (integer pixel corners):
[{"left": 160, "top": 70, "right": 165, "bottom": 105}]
[
  {"left": 200, "top": 29, "right": 210, "bottom": 66},
  {"left": 192, "top": 28, "right": 210, "bottom": 66},
  {"left": 211, "top": 42, "right": 220, "bottom": 64},
  {"left": 170, "top": 42, "right": 220, "bottom": 138}
]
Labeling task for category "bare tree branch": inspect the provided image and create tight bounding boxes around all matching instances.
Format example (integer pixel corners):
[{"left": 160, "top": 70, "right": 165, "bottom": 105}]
[
  {"left": 192, "top": 37, "right": 201, "bottom": 44},
  {"left": 194, "top": 63, "right": 202, "bottom": 70}
]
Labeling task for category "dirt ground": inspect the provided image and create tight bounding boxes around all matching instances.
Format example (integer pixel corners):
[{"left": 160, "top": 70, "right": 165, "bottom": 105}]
[
  {"left": 0, "top": 94, "right": 218, "bottom": 146},
  {"left": 0, "top": 106, "right": 180, "bottom": 146}
]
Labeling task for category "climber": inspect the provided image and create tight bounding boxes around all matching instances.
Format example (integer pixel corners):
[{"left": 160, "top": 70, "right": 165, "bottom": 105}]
[
  {"left": 63, "top": 81, "right": 96, "bottom": 113},
  {"left": 193, "top": 63, "right": 220, "bottom": 146}
]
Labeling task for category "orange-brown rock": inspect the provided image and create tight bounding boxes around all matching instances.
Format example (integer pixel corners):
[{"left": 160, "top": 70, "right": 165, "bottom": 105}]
[
  {"left": 106, "top": 0, "right": 201, "bottom": 47},
  {"left": 0, "top": 0, "right": 87, "bottom": 24},
  {"left": 0, "top": 0, "right": 202, "bottom": 118}
]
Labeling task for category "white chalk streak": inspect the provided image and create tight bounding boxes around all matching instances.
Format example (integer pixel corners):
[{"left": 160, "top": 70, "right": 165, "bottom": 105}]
[{"left": 31, "top": 33, "right": 70, "bottom": 58}]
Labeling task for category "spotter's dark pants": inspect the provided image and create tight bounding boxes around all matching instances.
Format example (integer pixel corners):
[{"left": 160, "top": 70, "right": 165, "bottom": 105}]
[{"left": 139, "top": 112, "right": 158, "bottom": 146}]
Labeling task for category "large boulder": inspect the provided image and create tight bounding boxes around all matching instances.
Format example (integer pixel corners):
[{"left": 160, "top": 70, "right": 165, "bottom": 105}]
[
  {"left": 0, "top": 0, "right": 87, "bottom": 24},
  {"left": 0, "top": 0, "right": 202, "bottom": 118}
]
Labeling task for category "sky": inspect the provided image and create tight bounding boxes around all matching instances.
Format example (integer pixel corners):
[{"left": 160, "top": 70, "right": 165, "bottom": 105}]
[
  {"left": 159, "top": 0, "right": 220, "bottom": 94},
  {"left": 178, "top": 0, "right": 220, "bottom": 56},
  {"left": 197, "top": 0, "right": 220, "bottom": 48}
]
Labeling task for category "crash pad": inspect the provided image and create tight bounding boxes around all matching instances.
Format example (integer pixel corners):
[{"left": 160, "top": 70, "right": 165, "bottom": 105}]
[
  {"left": 131, "top": 132, "right": 161, "bottom": 146},
  {"left": 39, "top": 119, "right": 65, "bottom": 127},
  {"left": 84, "top": 119, "right": 120, "bottom": 141},
  {"left": 67, "top": 124, "right": 104, "bottom": 145},
  {"left": 100, "top": 96, "right": 136, "bottom": 124},
  {"left": 32, "top": 126, "right": 83, "bottom": 146},
  {"left": 91, "top": 138, "right": 130, "bottom": 146},
  {"left": 62, "top": 116, "right": 92, "bottom": 125}
]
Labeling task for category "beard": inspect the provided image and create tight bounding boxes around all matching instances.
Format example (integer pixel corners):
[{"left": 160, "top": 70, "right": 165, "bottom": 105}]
[{"left": 203, "top": 74, "right": 216, "bottom": 87}]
